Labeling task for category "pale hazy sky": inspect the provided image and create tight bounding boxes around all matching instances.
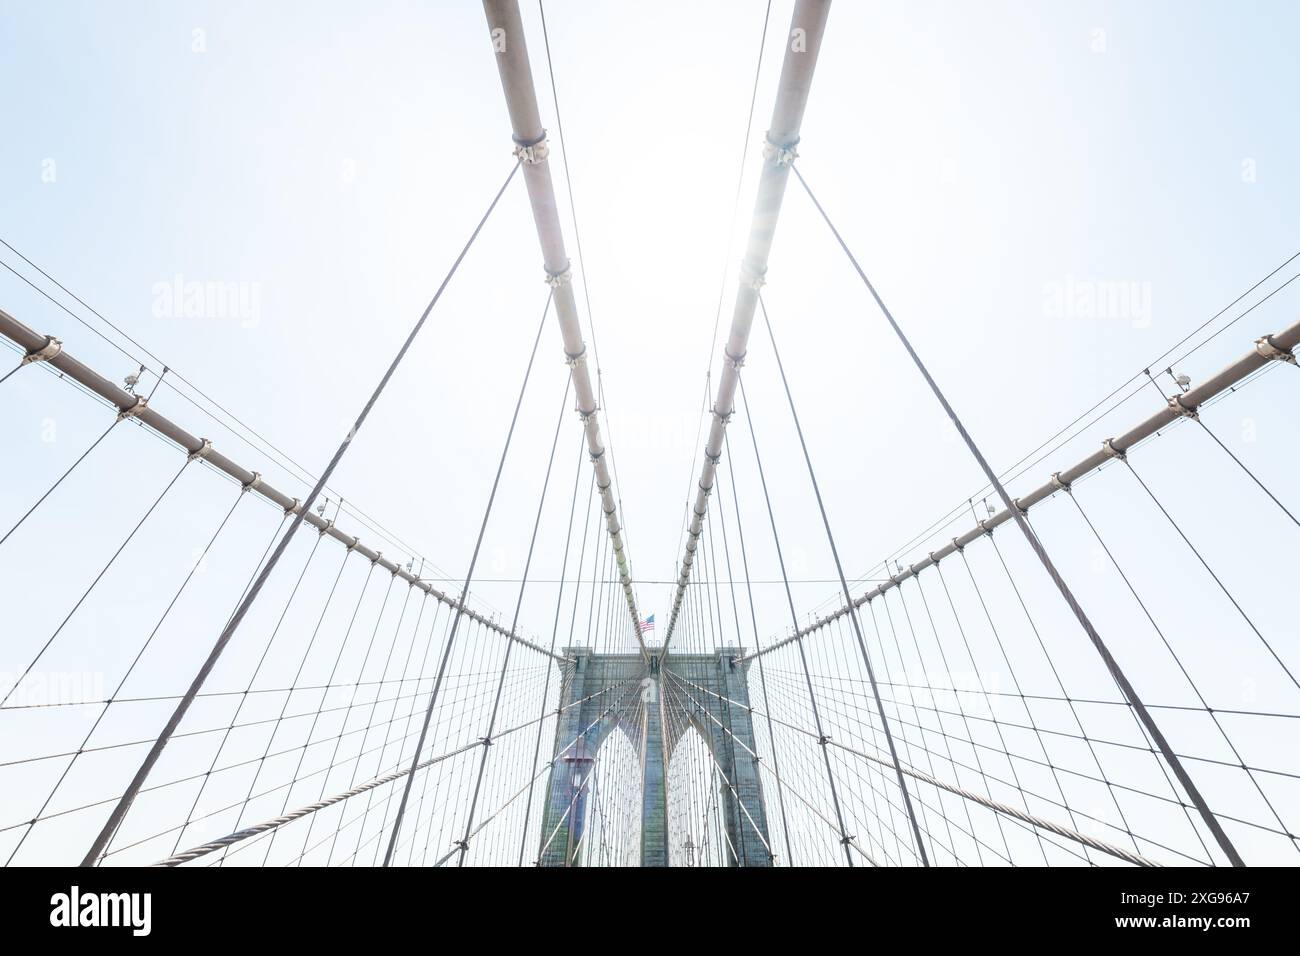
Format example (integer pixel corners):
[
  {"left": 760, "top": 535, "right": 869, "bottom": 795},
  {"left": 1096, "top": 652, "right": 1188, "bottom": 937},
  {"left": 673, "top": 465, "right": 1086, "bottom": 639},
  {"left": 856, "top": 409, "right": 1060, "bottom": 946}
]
[{"left": 1, "top": 1, "right": 1297, "bottom": 865}]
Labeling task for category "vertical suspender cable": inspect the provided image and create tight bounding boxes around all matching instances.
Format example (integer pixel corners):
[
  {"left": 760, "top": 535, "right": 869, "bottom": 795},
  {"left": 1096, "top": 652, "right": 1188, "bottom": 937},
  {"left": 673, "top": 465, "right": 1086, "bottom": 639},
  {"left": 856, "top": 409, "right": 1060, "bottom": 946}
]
[{"left": 382, "top": 292, "right": 553, "bottom": 866}]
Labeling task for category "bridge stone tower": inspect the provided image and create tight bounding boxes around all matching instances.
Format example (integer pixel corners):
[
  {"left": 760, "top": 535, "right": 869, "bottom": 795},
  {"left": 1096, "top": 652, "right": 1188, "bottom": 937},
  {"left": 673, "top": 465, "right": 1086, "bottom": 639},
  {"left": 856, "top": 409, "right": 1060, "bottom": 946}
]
[{"left": 537, "top": 647, "right": 771, "bottom": 867}]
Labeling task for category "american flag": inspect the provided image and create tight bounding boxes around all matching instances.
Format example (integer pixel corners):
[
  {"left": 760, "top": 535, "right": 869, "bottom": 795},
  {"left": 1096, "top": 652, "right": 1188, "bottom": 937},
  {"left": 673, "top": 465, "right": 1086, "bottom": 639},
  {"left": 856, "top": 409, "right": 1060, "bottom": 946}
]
[{"left": 639, "top": 614, "right": 655, "bottom": 634}]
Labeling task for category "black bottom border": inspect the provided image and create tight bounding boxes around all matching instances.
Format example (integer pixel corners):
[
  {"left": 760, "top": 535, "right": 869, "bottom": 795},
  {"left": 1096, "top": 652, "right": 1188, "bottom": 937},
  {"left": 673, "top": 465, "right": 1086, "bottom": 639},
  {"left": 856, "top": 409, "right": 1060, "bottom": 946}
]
[{"left": 0, "top": 864, "right": 1285, "bottom": 941}]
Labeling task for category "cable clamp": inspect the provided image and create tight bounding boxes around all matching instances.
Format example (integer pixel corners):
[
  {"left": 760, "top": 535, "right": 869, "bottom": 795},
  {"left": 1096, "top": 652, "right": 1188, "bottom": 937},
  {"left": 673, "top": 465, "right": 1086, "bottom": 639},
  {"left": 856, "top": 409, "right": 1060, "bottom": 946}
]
[
  {"left": 512, "top": 131, "right": 550, "bottom": 165},
  {"left": 951, "top": 537, "right": 965, "bottom": 553},
  {"left": 370, "top": 550, "right": 384, "bottom": 567},
  {"left": 21, "top": 335, "right": 62, "bottom": 365},
  {"left": 762, "top": 133, "right": 800, "bottom": 168},
  {"left": 738, "top": 263, "right": 767, "bottom": 291},
  {"left": 1167, "top": 394, "right": 1199, "bottom": 420},
  {"left": 1101, "top": 438, "right": 1127, "bottom": 461},
  {"left": 724, "top": 347, "right": 747, "bottom": 371},
  {"left": 545, "top": 263, "right": 572, "bottom": 289},
  {"left": 1255, "top": 334, "right": 1296, "bottom": 365},
  {"left": 242, "top": 471, "right": 263, "bottom": 493},
  {"left": 453, "top": 839, "right": 470, "bottom": 852},
  {"left": 977, "top": 518, "right": 993, "bottom": 536},
  {"left": 928, "top": 551, "right": 941, "bottom": 566},
  {"left": 697, "top": 480, "right": 712, "bottom": 498},
  {"left": 710, "top": 404, "right": 734, "bottom": 425},
  {"left": 817, "top": 734, "right": 831, "bottom": 746},
  {"left": 1049, "top": 471, "right": 1071, "bottom": 493},
  {"left": 346, "top": 535, "right": 360, "bottom": 551},
  {"left": 704, "top": 449, "right": 722, "bottom": 466},
  {"left": 839, "top": 834, "right": 856, "bottom": 847},
  {"left": 283, "top": 497, "right": 299, "bottom": 516},
  {"left": 115, "top": 395, "right": 148, "bottom": 422},
  {"left": 318, "top": 519, "right": 335, "bottom": 537},
  {"left": 577, "top": 404, "right": 598, "bottom": 423},
  {"left": 187, "top": 438, "right": 213, "bottom": 462},
  {"left": 479, "top": 736, "right": 493, "bottom": 748},
  {"left": 564, "top": 344, "right": 586, "bottom": 368}
]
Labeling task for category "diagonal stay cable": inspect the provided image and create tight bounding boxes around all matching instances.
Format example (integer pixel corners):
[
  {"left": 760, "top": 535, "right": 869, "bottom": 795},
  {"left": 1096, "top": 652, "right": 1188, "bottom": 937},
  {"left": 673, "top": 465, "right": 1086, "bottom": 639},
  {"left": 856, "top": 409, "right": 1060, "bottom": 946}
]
[
  {"left": 153, "top": 681, "right": 618, "bottom": 868},
  {"left": 4, "top": 483, "right": 246, "bottom": 865},
  {"left": 79, "top": 160, "right": 522, "bottom": 867},
  {"left": 792, "top": 163, "right": 1245, "bottom": 868}
]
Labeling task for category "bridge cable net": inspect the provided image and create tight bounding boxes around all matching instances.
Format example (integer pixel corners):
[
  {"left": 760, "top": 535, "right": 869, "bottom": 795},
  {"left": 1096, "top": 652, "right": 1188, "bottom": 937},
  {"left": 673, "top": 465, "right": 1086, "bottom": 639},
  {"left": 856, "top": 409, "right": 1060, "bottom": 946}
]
[
  {"left": 3, "top": 0, "right": 1300, "bottom": 867},
  {"left": 0, "top": 160, "right": 641, "bottom": 867},
  {"left": 658, "top": 239, "right": 1299, "bottom": 866}
]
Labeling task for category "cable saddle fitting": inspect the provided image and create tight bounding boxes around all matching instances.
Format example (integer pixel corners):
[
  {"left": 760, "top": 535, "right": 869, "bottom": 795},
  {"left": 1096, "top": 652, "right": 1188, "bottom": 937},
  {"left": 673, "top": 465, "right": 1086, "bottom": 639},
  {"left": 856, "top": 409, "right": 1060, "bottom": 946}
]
[
  {"left": 738, "top": 264, "right": 767, "bottom": 291},
  {"left": 512, "top": 132, "right": 549, "bottom": 166},
  {"left": 545, "top": 263, "right": 572, "bottom": 289},
  {"left": 1255, "top": 334, "right": 1296, "bottom": 364},
  {"left": 1101, "top": 438, "right": 1127, "bottom": 460},
  {"left": 762, "top": 133, "right": 800, "bottom": 168},
  {"left": 187, "top": 438, "right": 213, "bottom": 463},
  {"left": 1167, "top": 394, "right": 1199, "bottom": 420},
  {"left": 21, "top": 335, "right": 62, "bottom": 365},
  {"left": 115, "top": 395, "right": 148, "bottom": 422}
]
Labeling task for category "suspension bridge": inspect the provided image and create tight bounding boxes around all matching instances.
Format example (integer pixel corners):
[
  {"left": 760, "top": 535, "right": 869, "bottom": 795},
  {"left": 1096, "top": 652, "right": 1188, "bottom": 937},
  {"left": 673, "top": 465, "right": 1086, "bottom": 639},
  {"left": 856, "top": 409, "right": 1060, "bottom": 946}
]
[{"left": 1, "top": 0, "right": 1297, "bottom": 869}]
